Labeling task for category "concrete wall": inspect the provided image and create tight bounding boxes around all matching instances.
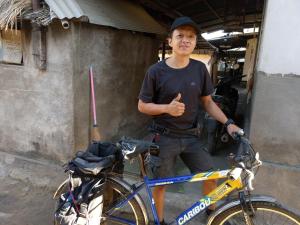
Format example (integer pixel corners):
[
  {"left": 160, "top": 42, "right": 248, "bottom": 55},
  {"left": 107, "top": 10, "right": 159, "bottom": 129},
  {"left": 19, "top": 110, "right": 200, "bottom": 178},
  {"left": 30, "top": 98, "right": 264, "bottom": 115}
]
[
  {"left": 0, "top": 21, "right": 158, "bottom": 162},
  {"left": 256, "top": 0, "right": 300, "bottom": 74},
  {"left": 250, "top": 0, "right": 300, "bottom": 210},
  {"left": 0, "top": 21, "right": 158, "bottom": 225},
  {"left": 72, "top": 22, "right": 158, "bottom": 151},
  {"left": 0, "top": 22, "right": 74, "bottom": 162}
]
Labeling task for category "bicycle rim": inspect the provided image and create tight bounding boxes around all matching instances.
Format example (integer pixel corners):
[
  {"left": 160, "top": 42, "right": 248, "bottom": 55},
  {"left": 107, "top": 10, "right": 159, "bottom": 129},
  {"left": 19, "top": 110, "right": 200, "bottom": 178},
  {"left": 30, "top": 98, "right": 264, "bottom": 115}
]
[
  {"left": 102, "top": 178, "right": 147, "bottom": 225},
  {"left": 212, "top": 201, "right": 300, "bottom": 225}
]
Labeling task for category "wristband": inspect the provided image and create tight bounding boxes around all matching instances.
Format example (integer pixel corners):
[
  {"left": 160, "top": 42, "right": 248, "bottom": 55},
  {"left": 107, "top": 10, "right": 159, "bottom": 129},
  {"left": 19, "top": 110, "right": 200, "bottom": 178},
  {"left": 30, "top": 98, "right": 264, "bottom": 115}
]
[{"left": 224, "top": 119, "right": 235, "bottom": 129}]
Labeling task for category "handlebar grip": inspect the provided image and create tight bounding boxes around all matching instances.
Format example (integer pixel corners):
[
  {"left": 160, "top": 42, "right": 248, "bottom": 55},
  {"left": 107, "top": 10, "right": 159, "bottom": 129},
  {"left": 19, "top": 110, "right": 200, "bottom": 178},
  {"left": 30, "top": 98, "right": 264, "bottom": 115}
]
[
  {"left": 232, "top": 129, "right": 244, "bottom": 140},
  {"left": 237, "top": 129, "right": 245, "bottom": 136}
]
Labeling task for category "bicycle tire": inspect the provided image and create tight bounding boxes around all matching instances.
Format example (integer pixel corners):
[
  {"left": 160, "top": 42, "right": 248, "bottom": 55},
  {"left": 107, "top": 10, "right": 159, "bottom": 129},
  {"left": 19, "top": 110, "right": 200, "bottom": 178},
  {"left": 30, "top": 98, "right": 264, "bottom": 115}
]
[
  {"left": 211, "top": 201, "right": 300, "bottom": 225},
  {"left": 102, "top": 177, "right": 148, "bottom": 225},
  {"left": 53, "top": 177, "right": 148, "bottom": 225}
]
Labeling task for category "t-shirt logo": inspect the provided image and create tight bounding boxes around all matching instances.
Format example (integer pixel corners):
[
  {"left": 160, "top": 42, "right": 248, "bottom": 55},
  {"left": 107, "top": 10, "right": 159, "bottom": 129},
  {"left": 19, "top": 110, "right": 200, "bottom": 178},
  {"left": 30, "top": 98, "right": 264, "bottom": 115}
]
[{"left": 190, "top": 82, "right": 196, "bottom": 86}]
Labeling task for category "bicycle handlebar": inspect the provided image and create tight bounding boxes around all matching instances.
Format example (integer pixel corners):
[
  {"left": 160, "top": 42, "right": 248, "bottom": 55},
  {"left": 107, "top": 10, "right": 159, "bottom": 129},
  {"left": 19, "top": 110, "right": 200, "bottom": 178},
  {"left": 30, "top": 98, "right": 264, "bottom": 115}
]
[{"left": 229, "top": 131, "right": 262, "bottom": 191}]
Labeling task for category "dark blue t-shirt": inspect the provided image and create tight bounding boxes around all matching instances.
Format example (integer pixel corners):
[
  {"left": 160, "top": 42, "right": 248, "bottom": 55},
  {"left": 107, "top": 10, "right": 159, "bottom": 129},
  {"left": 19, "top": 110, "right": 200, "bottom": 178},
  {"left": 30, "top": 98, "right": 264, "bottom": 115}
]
[{"left": 138, "top": 59, "right": 214, "bottom": 130}]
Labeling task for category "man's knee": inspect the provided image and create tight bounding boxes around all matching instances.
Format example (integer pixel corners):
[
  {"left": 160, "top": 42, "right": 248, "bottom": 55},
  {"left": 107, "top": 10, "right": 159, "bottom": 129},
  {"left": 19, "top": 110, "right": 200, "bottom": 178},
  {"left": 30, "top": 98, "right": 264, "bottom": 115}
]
[
  {"left": 154, "top": 185, "right": 167, "bottom": 193},
  {"left": 155, "top": 185, "right": 167, "bottom": 191},
  {"left": 204, "top": 179, "right": 217, "bottom": 187}
]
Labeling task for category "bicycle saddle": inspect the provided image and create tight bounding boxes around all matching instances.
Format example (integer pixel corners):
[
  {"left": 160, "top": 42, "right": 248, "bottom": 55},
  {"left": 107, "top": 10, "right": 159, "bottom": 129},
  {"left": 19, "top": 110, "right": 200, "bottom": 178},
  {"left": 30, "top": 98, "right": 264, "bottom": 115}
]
[{"left": 118, "top": 137, "right": 159, "bottom": 160}]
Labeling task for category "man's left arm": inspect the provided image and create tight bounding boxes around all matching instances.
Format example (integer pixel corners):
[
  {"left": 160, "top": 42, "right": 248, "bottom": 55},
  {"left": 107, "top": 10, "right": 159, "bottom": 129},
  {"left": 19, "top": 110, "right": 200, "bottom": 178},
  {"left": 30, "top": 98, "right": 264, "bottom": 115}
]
[{"left": 200, "top": 95, "right": 241, "bottom": 135}]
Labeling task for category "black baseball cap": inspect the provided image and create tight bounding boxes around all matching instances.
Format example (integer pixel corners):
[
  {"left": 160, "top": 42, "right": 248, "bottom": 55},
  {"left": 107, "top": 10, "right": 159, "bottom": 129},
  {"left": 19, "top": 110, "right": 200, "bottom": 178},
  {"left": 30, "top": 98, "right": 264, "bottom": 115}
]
[{"left": 170, "top": 17, "right": 200, "bottom": 34}]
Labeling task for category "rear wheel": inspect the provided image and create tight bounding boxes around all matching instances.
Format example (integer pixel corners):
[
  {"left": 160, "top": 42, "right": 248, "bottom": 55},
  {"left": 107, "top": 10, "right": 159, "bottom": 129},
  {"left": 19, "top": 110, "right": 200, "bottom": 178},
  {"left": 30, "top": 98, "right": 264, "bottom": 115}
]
[
  {"left": 211, "top": 201, "right": 300, "bottom": 225},
  {"left": 102, "top": 177, "right": 148, "bottom": 225},
  {"left": 53, "top": 177, "right": 148, "bottom": 225}
]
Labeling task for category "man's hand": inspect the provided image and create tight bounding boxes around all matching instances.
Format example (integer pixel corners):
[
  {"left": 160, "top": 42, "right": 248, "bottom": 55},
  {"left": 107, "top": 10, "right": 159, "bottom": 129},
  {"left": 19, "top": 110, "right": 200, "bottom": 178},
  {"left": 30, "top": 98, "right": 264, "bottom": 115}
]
[
  {"left": 227, "top": 124, "right": 242, "bottom": 136},
  {"left": 167, "top": 93, "right": 185, "bottom": 117}
]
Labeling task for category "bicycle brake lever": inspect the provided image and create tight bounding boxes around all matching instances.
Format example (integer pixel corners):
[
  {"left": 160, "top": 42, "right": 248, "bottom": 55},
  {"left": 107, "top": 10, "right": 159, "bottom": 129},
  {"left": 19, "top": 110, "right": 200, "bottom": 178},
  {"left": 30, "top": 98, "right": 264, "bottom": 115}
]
[{"left": 254, "top": 153, "right": 262, "bottom": 166}]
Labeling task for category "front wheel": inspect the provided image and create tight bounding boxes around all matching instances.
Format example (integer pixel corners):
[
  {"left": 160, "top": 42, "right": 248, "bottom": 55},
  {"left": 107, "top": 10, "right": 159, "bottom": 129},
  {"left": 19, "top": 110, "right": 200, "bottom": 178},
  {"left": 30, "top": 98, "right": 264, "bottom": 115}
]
[{"left": 211, "top": 201, "right": 300, "bottom": 225}]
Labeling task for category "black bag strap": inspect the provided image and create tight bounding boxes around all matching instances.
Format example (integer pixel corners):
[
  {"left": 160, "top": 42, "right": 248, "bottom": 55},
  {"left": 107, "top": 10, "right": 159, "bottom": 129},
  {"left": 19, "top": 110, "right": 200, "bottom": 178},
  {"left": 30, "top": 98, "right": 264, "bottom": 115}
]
[{"left": 68, "top": 174, "right": 80, "bottom": 214}]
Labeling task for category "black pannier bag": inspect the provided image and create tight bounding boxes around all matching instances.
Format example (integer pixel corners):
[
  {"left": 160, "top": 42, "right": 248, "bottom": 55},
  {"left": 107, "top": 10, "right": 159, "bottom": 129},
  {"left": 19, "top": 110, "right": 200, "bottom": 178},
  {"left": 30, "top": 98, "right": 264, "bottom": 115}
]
[{"left": 54, "top": 141, "right": 122, "bottom": 225}]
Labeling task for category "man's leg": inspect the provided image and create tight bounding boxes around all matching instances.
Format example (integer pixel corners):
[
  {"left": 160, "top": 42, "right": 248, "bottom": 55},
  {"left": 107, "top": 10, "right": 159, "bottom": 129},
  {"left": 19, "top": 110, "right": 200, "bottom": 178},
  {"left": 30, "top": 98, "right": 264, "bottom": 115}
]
[
  {"left": 153, "top": 185, "right": 167, "bottom": 222},
  {"left": 203, "top": 179, "right": 217, "bottom": 210},
  {"left": 180, "top": 137, "right": 216, "bottom": 210},
  {"left": 152, "top": 135, "right": 180, "bottom": 223}
]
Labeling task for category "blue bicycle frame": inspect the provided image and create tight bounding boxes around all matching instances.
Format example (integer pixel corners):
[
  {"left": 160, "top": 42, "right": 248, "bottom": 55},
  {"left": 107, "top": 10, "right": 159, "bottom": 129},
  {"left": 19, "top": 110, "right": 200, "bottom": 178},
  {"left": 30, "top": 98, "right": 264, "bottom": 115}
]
[{"left": 105, "top": 169, "right": 236, "bottom": 225}]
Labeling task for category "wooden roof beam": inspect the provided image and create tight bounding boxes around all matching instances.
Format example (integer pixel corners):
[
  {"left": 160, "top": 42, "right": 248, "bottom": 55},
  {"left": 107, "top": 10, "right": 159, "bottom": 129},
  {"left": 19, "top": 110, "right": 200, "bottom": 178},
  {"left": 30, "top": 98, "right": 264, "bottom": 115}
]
[
  {"left": 139, "top": 0, "right": 183, "bottom": 19},
  {"left": 204, "top": 0, "right": 224, "bottom": 22},
  {"left": 199, "top": 13, "right": 262, "bottom": 32},
  {"left": 174, "top": 0, "right": 203, "bottom": 10}
]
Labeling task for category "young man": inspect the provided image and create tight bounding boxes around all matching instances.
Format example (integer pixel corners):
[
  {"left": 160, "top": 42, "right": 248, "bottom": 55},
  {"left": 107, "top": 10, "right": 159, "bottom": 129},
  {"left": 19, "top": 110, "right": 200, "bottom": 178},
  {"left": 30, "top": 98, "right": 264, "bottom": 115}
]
[{"left": 138, "top": 17, "right": 241, "bottom": 224}]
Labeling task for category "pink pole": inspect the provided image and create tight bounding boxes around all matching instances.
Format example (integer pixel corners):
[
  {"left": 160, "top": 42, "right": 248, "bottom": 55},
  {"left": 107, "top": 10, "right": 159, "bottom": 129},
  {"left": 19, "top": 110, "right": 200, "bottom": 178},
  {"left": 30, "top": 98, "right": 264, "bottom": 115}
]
[{"left": 89, "top": 66, "right": 97, "bottom": 126}]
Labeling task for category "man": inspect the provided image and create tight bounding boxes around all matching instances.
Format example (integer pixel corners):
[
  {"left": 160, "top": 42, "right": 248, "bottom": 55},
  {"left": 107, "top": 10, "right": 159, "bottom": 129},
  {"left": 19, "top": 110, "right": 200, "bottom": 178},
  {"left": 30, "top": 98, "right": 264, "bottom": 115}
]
[{"left": 138, "top": 17, "right": 241, "bottom": 224}]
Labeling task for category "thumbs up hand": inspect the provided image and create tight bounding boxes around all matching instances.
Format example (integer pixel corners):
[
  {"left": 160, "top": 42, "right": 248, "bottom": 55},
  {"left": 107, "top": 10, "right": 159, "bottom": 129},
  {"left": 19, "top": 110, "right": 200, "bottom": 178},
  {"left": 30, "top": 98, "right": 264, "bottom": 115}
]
[
  {"left": 167, "top": 93, "right": 185, "bottom": 117},
  {"left": 174, "top": 93, "right": 182, "bottom": 101}
]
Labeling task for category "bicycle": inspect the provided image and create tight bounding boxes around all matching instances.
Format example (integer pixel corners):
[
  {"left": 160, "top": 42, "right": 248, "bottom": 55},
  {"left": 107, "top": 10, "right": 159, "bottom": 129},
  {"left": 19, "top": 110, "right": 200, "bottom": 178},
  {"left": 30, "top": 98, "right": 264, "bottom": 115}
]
[{"left": 54, "top": 132, "right": 300, "bottom": 225}]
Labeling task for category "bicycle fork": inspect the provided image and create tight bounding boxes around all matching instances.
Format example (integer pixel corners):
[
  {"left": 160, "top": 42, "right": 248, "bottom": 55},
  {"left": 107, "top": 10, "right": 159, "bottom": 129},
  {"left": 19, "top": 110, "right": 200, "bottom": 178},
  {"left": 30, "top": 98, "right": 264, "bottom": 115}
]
[{"left": 239, "top": 191, "right": 255, "bottom": 225}]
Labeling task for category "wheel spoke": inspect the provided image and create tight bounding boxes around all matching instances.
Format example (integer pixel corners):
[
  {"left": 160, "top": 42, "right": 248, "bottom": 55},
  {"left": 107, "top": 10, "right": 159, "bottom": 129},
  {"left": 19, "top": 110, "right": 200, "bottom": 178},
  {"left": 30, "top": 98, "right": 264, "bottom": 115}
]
[{"left": 101, "top": 178, "right": 147, "bottom": 225}]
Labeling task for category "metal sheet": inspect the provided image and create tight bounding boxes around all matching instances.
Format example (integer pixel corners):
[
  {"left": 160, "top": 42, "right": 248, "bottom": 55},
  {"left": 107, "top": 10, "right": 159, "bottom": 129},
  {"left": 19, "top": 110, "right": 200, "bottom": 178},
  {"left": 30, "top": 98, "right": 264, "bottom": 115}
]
[{"left": 44, "top": 0, "right": 166, "bottom": 34}]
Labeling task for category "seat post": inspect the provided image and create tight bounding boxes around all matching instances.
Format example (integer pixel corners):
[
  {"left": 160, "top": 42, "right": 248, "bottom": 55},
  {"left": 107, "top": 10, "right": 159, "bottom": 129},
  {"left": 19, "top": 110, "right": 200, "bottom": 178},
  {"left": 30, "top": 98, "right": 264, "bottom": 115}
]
[{"left": 138, "top": 154, "right": 147, "bottom": 177}]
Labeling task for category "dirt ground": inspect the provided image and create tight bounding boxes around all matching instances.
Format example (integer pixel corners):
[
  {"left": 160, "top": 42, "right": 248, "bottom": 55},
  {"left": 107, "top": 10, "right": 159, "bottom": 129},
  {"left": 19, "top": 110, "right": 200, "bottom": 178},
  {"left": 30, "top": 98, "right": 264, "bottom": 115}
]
[{"left": 0, "top": 177, "right": 55, "bottom": 225}]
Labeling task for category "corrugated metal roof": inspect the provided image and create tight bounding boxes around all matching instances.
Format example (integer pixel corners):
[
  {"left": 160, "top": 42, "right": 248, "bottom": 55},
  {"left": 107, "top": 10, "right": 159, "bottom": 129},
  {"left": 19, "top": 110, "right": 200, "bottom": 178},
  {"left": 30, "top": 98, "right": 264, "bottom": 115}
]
[{"left": 44, "top": 0, "right": 166, "bottom": 34}]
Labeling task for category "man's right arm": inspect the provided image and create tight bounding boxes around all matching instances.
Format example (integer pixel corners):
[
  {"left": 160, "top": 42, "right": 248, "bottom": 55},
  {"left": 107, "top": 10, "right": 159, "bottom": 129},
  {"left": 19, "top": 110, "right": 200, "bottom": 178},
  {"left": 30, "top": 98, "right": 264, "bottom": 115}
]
[
  {"left": 138, "top": 100, "right": 170, "bottom": 115},
  {"left": 138, "top": 93, "right": 185, "bottom": 117}
]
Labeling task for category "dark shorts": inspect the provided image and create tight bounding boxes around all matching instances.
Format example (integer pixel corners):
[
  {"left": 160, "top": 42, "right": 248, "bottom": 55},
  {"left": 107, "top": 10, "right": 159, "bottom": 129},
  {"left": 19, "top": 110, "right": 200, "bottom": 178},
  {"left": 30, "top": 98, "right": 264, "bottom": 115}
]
[{"left": 149, "top": 134, "right": 214, "bottom": 178}]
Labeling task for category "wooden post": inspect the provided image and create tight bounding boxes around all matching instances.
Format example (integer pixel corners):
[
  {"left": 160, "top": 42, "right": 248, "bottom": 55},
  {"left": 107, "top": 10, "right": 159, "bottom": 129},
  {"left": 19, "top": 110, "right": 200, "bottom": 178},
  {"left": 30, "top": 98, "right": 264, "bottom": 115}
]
[{"left": 32, "top": 0, "right": 47, "bottom": 70}]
